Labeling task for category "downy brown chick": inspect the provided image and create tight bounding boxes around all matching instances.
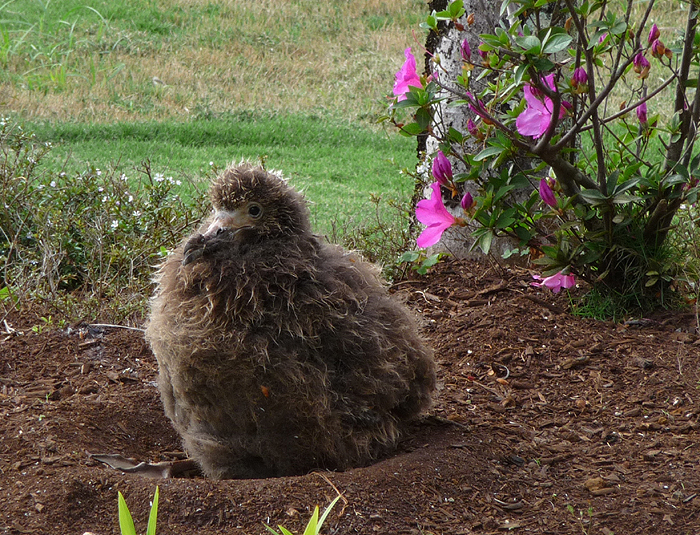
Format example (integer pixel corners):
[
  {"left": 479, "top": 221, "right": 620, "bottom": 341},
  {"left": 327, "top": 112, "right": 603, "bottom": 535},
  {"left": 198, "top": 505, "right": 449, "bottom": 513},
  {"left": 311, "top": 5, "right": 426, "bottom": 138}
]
[{"left": 145, "top": 164, "right": 435, "bottom": 479}]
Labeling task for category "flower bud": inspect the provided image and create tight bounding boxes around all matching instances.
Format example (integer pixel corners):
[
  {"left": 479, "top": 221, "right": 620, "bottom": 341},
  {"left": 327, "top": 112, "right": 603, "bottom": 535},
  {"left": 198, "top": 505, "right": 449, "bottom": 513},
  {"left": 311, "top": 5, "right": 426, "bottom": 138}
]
[
  {"left": 460, "top": 191, "right": 474, "bottom": 211},
  {"left": 571, "top": 67, "right": 588, "bottom": 93},
  {"left": 467, "top": 13, "right": 475, "bottom": 25},
  {"left": 636, "top": 102, "right": 648, "bottom": 125},
  {"left": 572, "top": 67, "right": 587, "bottom": 86},
  {"left": 648, "top": 23, "right": 660, "bottom": 44},
  {"left": 539, "top": 178, "right": 557, "bottom": 207},
  {"left": 633, "top": 52, "right": 650, "bottom": 79},
  {"left": 431, "top": 151, "right": 453, "bottom": 186},
  {"left": 651, "top": 39, "right": 666, "bottom": 58},
  {"left": 460, "top": 39, "right": 471, "bottom": 62}
]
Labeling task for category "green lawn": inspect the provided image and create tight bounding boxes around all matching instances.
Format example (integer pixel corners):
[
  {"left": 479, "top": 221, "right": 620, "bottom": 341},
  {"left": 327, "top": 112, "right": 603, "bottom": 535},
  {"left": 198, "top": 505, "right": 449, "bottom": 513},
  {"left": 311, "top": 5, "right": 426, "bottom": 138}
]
[{"left": 28, "top": 113, "right": 418, "bottom": 233}]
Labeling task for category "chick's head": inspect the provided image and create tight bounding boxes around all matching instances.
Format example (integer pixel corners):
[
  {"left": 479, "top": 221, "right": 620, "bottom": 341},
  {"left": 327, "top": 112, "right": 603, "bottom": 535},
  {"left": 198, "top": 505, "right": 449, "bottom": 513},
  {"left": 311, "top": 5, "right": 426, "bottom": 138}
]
[{"left": 183, "top": 165, "right": 311, "bottom": 266}]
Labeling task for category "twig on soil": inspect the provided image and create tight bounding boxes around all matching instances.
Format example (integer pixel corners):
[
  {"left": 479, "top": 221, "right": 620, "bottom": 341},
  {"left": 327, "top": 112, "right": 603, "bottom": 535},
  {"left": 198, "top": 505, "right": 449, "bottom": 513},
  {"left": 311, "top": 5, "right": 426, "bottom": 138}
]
[
  {"left": 313, "top": 471, "right": 349, "bottom": 515},
  {"left": 87, "top": 323, "right": 145, "bottom": 333}
]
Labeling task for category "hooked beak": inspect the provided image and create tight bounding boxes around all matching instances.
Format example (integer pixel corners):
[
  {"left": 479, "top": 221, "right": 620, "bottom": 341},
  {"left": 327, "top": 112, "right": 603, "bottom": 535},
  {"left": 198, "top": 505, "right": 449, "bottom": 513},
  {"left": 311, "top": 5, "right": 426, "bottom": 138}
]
[{"left": 182, "top": 209, "right": 252, "bottom": 266}]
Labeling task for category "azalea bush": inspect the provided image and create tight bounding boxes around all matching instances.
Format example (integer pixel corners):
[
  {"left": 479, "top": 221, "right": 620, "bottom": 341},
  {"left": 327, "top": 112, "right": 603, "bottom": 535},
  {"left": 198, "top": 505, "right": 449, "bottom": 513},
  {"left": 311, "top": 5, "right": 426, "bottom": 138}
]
[{"left": 389, "top": 0, "right": 700, "bottom": 311}]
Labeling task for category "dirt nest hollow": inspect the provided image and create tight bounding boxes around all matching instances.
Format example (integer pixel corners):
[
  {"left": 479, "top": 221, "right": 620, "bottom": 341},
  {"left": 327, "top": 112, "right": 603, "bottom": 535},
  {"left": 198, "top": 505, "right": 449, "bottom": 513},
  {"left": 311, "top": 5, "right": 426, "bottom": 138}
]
[{"left": 2, "top": 259, "right": 700, "bottom": 534}]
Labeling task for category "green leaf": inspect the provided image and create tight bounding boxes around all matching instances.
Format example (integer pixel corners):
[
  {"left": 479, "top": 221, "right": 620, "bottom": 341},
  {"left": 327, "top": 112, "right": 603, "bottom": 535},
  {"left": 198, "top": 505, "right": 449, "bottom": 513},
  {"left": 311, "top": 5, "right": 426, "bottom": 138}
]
[
  {"left": 664, "top": 173, "right": 689, "bottom": 187},
  {"left": 472, "top": 228, "right": 494, "bottom": 254},
  {"left": 415, "top": 107, "right": 432, "bottom": 130},
  {"left": 421, "top": 12, "right": 438, "bottom": 31},
  {"left": 317, "top": 497, "right": 341, "bottom": 532},
  {"left": 479, "top": 33, "right": 502, "bottom": 49},
  {"left": 146, "top": 487, "right": 159, "bottom": 535},
  {"left": 605, "top": 169, "right": 620, "bottom": 196},
  {"left": 474, "top": 146, "right": 505, "bottom": 161},
  {"left": 578, "top": 188, "right": 608, "bottom": 206},
  {"left": 449, "top": 0, "right": 465, "bottom": 18},
  {"left": 422, "top": 253, "right": 443, "bottom": 269},
  {"left": 610, "top": 193, "right": 636, "bottom": 204},
  {"left": 513, "top": 35, "right": 541, "bottom": 54},
  {"left": 495, "top": 208, "right": 516, "bottom": 229},
  {"left": 542, "top": 33, "right": 573, "bottom": 54},
  {"left": 514, "top": 225, "right": 533, "bottom": 242},
  {"left": 513, "top": 63, "right": 528, "bottom": 85},
  {"left": 118, "top": 492, "right": 137, "bottom": 535},
  {"left": 447, "top": 127, "right": 465, "bottom": 144},
  {"left": 398, "top": 122, "right": 425, "bottom": 136},
  {"left": 541, "top": 245, "right": 559, "bottom": 259},
  {"left": 532, "top": 57, "right": 555, "bottom": 71},
  {"left": 399, "top": 251, "right": 420, "bottom": 263},
  {"left": 302, "top": 506, "right": 320, "bottom": 535}
]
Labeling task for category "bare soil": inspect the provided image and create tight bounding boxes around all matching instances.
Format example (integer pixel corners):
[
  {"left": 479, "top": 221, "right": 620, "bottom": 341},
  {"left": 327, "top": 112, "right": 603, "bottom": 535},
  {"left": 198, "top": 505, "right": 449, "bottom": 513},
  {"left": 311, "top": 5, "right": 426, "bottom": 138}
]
[{"left": 2, "top": 259, "right": 700, "bottom": 535}]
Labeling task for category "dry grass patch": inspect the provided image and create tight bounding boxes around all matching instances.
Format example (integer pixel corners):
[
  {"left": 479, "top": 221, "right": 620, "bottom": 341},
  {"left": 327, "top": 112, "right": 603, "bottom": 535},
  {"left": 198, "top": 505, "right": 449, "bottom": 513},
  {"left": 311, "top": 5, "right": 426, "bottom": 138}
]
[{"left": 0, "top": 0, "right": 425, "bottom": 123}]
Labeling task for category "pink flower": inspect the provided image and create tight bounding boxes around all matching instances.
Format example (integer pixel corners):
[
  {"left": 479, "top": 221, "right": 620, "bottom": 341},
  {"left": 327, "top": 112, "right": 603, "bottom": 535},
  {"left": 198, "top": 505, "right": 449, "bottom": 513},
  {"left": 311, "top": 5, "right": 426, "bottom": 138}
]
[
  {"left": 431, "top": 151, "right": 453, "bottom": 186},
  {"left": 648, "top": 23, "right": 660, "bottom": 44},
  {"left": 393, "top": 48, "right": 422, "bottom": 102},
  {"left": 532, "top": 271, "right": 576, "bottom": 293},
  {"left": 636, "top": 101, "right": 648, "bottom": 124},
  {"left": 539, "top": 178, "right": 557, "bottom": 207},
  {"left": 416, "top": 182, "right": 456, "bottom": 248},
  {"left": 460, "top": 191, "right": 474, "bottom": 211},
  {"left": 516, "top": 74, "right": 566, "bottom": 139}
]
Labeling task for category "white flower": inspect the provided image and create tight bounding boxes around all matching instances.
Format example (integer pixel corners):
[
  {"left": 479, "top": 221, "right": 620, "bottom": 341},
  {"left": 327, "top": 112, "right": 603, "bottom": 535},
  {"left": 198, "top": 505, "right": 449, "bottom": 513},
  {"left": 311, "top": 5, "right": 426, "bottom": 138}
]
[
  {"left": 98, "top": 187, "right": 104, "bottom": 192},
  {"left": 120, "top": 174, "right": 128, "bottom": 181},
  {"left": 96, "top": 169, "right": 102, "bottom": 176},
  {"left": 127, "top": 194, "right": 134, "bottom": 203},
  {"left": 209, "top": 161, "right": 214, "bottom": 166},
  {"left": 50, "top": 181, "right": 56, "bottom": 188},
  {"left": 102, "top": 196, "right": 108, "bottom": 203},
  {"left": 111, "top": 220, "right": 119, "bottom": 229},
  {"left": 154, "top": 173, "right": 165, "bottom": 182},
  {"left": 132, "top": 210, "right": 142, "bottom": 217},
  {"left": 175, "top": 180, "right": 182, "bottom": 186}
]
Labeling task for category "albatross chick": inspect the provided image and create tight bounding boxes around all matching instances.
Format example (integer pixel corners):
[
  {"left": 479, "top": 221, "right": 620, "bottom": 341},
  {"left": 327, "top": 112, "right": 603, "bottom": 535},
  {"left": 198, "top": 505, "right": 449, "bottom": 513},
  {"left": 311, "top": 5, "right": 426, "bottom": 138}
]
[{"left": 146, "top": 164, "right": 435, "bottom": 479}]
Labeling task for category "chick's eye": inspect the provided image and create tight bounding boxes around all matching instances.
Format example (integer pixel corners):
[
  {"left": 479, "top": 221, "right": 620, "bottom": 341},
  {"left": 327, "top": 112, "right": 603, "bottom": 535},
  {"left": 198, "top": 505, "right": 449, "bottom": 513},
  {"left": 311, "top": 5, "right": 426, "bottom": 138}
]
[{"left": 248, "top": 203, "right": 263, "bottom": 219}]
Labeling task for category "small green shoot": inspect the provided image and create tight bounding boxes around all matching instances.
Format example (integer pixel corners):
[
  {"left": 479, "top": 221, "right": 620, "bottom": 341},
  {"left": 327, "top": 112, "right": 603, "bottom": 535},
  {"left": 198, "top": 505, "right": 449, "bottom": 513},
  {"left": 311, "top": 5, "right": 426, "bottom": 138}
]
[
  {"left": 117, "top": 486, "right": 159, "bottom": 535},
  {"left": 265, "top": 496, "right": 340, "bottom": 535},
  {"left": 399, "top": 250, "right": 448, "bottom": 275}
]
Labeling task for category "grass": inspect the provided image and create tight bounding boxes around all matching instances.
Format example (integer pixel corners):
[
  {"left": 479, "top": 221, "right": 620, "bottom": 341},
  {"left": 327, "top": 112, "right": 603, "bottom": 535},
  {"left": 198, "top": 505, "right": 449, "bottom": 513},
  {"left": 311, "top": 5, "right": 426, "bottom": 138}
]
[
  {"left": 0, "top": 0, "right": 425, "bottom": 122},
  {"left": 0, "top": 0, "right": 427, "bottom": 322},
  {"left": 27, "top": 113, "right": 418, "bottom": 235}
]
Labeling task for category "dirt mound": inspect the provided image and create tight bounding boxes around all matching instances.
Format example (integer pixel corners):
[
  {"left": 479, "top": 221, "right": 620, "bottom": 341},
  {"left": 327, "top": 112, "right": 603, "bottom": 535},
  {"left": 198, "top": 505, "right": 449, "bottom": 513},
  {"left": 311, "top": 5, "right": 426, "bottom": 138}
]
[{"left": 1, "top": 259, "right": 699, "bottom": 534}]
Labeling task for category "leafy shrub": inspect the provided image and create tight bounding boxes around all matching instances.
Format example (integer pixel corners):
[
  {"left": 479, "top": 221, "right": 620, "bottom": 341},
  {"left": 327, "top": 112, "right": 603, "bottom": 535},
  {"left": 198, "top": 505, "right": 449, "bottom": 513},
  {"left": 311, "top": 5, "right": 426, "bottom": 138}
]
[
  {"left": 0, "top": 119, "right": 208, "bottom": 322},
  {"left": 389, "top": 0, "right": 700, "bottom": 315}
]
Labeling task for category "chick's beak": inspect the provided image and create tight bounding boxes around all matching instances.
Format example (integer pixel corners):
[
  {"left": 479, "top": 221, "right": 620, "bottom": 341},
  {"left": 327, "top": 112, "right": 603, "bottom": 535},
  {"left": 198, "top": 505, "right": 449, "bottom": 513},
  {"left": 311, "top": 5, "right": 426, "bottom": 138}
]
[
  {"left": 182, "top": 208, "right": 253, "bottom": 266},
  {"left": 201, "top": 208, "right": 251, "bottom": 239}
]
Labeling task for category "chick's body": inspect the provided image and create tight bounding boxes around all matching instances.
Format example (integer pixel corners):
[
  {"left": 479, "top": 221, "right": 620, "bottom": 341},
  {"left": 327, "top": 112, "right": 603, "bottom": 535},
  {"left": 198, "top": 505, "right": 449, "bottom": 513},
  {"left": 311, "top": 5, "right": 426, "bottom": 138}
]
[{"left": 146, "top": 165, "right": 435, "bottom": 479}]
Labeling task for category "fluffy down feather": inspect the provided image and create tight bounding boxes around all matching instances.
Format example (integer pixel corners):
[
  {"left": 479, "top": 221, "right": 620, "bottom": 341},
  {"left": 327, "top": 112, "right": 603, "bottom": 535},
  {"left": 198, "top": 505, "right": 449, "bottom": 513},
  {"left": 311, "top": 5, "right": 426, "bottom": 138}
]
[{"left": 146, "top": 164, "right": 435, "bottom": 479}]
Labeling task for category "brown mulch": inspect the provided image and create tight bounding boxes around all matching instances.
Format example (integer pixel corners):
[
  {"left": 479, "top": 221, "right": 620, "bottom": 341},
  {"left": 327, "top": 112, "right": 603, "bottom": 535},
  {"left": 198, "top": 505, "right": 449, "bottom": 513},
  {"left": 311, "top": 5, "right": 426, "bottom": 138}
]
[{"left": 1, "top": 258, "right": 700, "bottom": 535}]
